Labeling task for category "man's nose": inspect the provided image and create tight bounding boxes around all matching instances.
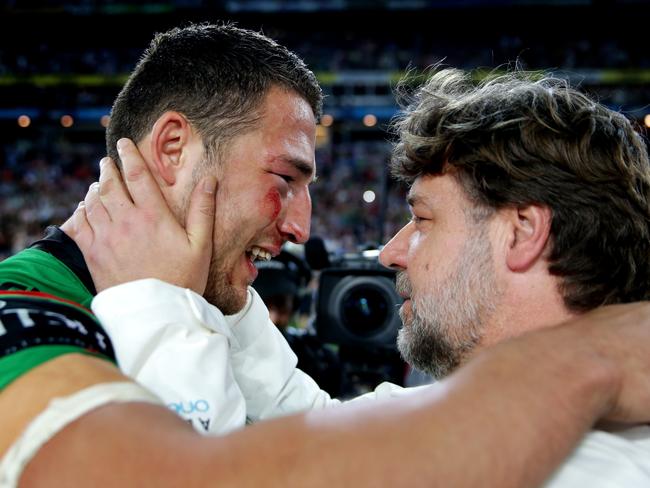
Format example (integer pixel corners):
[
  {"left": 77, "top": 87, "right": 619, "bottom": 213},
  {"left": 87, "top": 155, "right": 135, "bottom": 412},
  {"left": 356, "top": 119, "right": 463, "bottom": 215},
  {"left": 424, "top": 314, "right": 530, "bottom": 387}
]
[
  {"left": 379, "top": 223, "right": 411, "bottom": 270},
  {"left": 279, "top": 187, "right": 311, "bottom": 244}
]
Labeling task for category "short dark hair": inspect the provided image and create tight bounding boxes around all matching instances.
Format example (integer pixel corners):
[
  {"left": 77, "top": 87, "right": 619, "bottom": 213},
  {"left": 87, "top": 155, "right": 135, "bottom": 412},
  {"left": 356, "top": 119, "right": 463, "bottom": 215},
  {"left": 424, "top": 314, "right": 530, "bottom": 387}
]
[
  {"left": 107, "top": 22, "right": 322, "bottom": 164},
  {"left": 392, "top": 68, "right": 650, "bottom": 311}
]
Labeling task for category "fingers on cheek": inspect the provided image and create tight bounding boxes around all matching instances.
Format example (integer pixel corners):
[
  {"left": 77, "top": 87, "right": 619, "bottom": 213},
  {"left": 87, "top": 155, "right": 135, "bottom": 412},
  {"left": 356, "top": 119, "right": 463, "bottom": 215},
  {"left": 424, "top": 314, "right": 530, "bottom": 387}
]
[
  {"left": 73, "top": 201, "right": 86, "bottom": 224},
  {"left": 72, "top": 200, "right": 83, "bottom": 213},
  {"left": 116, "top": 219, "right": 133, "bottom": 240},
  {"left": 71, "top": 203, "right": 92, "bottom": 247},
  {"left": 139, "top": 208, "right": 161, "bottom": 228},
  {"left": 84, "top": 249, "right": 105, "bottom": 273},
  {"left": 98, "top": 175, "right": 113, "bottom": 197},
  {"left": 84, "top": 182, "right": 101, "bottom": 208}
]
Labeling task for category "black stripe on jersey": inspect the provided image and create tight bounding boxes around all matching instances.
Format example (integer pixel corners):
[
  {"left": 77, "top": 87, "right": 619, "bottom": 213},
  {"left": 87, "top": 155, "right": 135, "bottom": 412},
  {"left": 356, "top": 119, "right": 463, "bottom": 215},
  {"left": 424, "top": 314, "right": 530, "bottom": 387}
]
[{"left": 0, "top": 292, "right": 115, "bottom": 361}]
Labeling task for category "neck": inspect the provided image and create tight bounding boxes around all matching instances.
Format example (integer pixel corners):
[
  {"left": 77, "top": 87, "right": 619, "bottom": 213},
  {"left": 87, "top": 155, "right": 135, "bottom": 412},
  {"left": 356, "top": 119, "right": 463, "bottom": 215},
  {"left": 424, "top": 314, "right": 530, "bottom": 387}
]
[{"left": 482, "top": 275, "right": 576, "bottom": 349}]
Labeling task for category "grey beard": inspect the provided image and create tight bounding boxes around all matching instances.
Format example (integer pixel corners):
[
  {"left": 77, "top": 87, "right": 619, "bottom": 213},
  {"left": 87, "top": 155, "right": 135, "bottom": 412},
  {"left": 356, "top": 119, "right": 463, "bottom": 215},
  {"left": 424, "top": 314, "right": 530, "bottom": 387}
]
[
  {"left": 395, "top": 225, "right": 498, "bottom": 379},
  {"left": 397, "top": 298, "right": 477, "bottom": 379}
]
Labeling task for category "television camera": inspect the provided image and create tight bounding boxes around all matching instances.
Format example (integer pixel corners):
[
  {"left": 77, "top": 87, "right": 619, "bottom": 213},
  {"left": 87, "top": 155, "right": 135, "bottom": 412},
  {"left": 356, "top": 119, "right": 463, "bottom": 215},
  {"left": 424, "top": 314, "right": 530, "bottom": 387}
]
[
  {"left": 306, "top": 242, "right": 406, "bottom": 398},
  {"left": 314, "top": 249, "right": 403, "bottom": 351},
  {"left": 254, "top": 239, "right": 407, "bottom": 398}
]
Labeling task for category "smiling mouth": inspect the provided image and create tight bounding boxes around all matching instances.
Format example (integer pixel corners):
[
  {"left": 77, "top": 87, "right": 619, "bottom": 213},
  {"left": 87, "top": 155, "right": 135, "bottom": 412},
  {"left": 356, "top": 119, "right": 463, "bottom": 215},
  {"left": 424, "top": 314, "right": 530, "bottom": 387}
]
[{"left": 246, "top": 245, "right": 272, "bottom": 262}]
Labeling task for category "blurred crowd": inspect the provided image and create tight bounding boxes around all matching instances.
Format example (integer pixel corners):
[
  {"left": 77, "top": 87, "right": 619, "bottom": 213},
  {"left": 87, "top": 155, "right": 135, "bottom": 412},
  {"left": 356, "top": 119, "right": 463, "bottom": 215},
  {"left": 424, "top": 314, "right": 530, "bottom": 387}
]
[
  {"left": 0, "top": 13, "right": 647, "bottom": 259},
  {"left": 311, "top": 140, "right": 408, "bottom": 255},
  {"left": 1, "top": 35, "right": 646, "bottom": 77},
  {"left": 0, "top": 139, "right": 97, "bottom": 258},
  {"left": 0, "top": 30, "right": 650, "bottom": 108},
  {"left": 0, "top": 138, "right": 409, "bottom": 260}
]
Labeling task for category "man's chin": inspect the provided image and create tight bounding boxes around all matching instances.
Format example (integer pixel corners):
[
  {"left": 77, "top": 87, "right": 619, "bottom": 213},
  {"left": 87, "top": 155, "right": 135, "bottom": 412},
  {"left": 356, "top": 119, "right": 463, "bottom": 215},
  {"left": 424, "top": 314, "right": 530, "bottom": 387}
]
[
  {"left": 396, "top": 322, "right": 463, "bottom": 380},
  {"left": 203, "top": 283, "right": 248, "bottom": 315}
]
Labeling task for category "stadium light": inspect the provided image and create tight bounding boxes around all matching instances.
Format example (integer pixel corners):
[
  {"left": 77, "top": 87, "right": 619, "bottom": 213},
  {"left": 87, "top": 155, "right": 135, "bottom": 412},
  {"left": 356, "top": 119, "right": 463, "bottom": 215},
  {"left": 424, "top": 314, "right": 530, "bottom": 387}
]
[
  {"left": 17, "top": 115, "right": 31, "bottom": 128},
  {"left": 320, "top": 114, "right": 334, "bottom": 127},
  {"left": 362, "top": 114, "right": 377, "bottom": 127}
]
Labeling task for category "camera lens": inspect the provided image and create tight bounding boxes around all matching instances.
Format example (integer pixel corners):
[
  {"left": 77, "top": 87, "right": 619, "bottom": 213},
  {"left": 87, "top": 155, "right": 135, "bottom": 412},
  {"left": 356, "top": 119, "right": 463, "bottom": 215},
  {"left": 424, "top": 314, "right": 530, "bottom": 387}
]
[
  {"left": 341, "top": 285, "right": 389, "bottom": 336},
  {"left": 317, "top": 266, "right": 403, "bottom": 348},
  {"left": 325, "top": 274, "right": 401, "bottom": 343}
]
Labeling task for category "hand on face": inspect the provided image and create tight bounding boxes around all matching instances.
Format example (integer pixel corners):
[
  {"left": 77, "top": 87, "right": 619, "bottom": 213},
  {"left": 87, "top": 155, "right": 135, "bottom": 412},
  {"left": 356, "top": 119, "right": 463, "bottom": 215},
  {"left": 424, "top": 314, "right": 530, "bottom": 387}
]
[{"left": 67, "top": 138, "right": 217, "bottom": 294}]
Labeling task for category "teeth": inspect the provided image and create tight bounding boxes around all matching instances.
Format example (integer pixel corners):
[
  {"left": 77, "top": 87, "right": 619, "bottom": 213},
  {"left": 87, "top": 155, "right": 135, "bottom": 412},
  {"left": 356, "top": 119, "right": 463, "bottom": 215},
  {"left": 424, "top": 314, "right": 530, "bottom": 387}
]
[{"left": 248, "top": 246, "right": 272, "bottom": 262}]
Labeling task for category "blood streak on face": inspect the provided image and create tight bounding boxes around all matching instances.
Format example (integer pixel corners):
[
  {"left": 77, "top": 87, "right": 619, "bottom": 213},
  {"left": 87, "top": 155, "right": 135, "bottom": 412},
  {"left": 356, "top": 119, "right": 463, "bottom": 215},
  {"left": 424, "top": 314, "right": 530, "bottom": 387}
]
[{"left": 264, "top": 187, "right": 282, "bottom": 223}]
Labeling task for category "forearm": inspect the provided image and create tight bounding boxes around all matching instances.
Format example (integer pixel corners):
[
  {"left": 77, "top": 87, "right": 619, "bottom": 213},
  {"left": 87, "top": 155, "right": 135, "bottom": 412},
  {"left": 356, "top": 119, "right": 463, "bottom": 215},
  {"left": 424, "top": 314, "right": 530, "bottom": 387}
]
[
  {"left": 402, "top": 329, "right": 615, "bottom": 487},
  {"left": 21, "top": 321, "right": 617, "bottom": 488},
  {"left": 230, "top": 326, "right": 615, "bottom": 488}
]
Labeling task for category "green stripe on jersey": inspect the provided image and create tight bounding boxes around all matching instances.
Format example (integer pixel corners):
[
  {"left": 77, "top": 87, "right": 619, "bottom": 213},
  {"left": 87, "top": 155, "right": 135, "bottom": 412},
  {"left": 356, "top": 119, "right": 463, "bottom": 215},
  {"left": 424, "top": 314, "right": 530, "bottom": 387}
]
[
  {"left": 0, "top": 345, "right": 114, "bottom": 391},
  {"left": 0, "top": 249, "right": 93, "bottom": 308}
]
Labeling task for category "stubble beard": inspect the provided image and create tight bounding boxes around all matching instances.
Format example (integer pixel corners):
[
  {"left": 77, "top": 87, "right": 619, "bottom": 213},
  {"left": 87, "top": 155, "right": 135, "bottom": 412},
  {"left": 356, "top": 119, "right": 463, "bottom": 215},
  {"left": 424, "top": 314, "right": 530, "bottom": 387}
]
[
  {"left": 395, "top": 224, "right": 500, "bottom": 379},
  {"left": 203, "top": 250, "right": 248, "bottom": 315},
  {"left": 181, "top": 162, "right": 248, "bottom": 315}
]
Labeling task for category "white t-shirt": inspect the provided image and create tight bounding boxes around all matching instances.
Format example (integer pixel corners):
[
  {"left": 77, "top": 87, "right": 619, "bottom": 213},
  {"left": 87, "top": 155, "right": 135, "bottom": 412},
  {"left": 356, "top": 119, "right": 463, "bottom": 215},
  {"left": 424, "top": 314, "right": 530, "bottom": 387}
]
[{"left": 93, "top": 279, "right": 650, "bottom": 487}]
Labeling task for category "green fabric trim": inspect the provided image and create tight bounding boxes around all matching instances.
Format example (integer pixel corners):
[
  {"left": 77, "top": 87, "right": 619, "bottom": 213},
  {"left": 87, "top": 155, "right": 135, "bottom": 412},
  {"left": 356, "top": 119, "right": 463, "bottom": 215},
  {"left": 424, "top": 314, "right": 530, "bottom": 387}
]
[
  {"left": 0, "top": 249, "right": 93, "bottom": 308},
  {"left": 0, "top": 345, "right": 114, "bottom": 391},
  {"left": 0, "top": 290, "right": 96, "bottom": 320}
]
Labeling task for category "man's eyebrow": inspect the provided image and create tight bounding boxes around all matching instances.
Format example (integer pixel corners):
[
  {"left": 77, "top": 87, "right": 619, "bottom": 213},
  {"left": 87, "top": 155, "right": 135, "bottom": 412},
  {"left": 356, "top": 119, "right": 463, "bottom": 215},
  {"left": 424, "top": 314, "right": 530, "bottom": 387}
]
[
  {"left": 406, "top": 192, "right": 422, "bottom": 208},
  {"left": 274, "top": 156, "right": 317, "bottom": 182},
  {"left": 406, "top": 191, "right": 433, "bottom": 210}
]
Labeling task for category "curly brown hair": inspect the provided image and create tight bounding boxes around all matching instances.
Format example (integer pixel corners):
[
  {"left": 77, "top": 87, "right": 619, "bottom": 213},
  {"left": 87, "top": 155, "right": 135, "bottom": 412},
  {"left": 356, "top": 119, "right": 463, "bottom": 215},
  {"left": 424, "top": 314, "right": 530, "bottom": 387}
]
[{"left": 391, "top": 68, "right": 650, "bottom": 311}]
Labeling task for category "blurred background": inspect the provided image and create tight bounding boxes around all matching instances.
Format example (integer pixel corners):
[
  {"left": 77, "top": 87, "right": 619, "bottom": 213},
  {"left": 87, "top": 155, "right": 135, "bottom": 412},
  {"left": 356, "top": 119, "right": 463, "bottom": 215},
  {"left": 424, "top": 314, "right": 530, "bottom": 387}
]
[
  {"left": 0, "top": 0, "right": 648, "bottom": 259},
  {"left": 1, "top": 0, "right": 648, "bottom": 395}
]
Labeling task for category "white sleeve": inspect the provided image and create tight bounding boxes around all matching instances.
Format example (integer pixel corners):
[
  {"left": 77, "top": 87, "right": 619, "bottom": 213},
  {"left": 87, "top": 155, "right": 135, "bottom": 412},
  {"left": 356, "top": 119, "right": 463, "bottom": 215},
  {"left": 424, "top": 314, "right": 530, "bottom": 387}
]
[
  {"left": 543, "top": 426, "right": 650, "bottom": 487},
  {"left": 92, "top": 279, "right": 247, "bottom": 435},
  {"left": 223, "top": 287, "right": 432, "bottom": 418},
  {"left": 93, "top": 280, "right": 424, "bottom": 430},
  {"left": 225, "top": 287, "right": 340, "bottom": 421}
]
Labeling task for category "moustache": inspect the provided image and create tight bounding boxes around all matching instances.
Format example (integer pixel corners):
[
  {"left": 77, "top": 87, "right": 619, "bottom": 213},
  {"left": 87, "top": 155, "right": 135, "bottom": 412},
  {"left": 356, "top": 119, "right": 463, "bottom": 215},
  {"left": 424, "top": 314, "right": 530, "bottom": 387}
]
[{"left": 395, "top": 271, "right": 412, "bottom": 298}]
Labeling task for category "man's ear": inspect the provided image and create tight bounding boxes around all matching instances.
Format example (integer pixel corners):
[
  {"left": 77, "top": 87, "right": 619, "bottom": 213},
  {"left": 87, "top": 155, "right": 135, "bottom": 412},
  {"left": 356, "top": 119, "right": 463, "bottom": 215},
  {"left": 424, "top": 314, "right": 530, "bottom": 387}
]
[
  {"left": 149, "top": 111, "right": 191, "bottom": 186},
  {"left": 504, "top": 205, "right": 552, "bottom": 272}
]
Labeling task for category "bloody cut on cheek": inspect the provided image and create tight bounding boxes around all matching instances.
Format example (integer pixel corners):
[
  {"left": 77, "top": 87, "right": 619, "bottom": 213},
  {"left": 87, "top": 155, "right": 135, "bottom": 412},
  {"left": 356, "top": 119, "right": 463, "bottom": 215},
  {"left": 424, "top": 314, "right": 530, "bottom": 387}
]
[{"left": 264, "top": 188, "right": 282, "bottom": 222}]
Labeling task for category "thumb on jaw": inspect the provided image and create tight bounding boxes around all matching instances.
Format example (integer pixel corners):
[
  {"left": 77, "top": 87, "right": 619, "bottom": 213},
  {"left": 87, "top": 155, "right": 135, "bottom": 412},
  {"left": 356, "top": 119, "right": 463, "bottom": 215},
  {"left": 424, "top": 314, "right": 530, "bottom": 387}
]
[{"left": 186, "top": 175, "right": 217, "bottom": 252}]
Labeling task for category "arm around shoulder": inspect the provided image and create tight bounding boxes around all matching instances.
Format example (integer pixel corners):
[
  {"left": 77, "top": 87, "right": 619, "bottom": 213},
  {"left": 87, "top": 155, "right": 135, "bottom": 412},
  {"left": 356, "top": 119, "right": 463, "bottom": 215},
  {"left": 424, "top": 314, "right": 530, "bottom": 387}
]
[{"left": 19, "top": 304, "right": 648, "bottom": 487}]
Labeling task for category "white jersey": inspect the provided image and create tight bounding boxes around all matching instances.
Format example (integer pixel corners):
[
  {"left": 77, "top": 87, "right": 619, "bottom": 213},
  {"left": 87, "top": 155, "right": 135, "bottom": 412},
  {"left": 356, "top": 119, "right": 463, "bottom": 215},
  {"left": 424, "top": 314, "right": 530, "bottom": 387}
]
[
  {"left": 92, "top": 279, "right": 414, "bottom": 434},
  {"left": 545, "top": 425, "right": 650, "bottom": 487},
  {"left": 93, "top": 279, "right": 650, "bottom": 486}
]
